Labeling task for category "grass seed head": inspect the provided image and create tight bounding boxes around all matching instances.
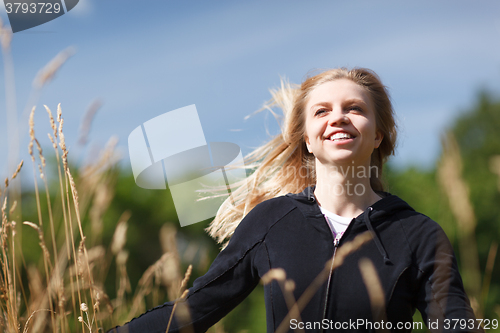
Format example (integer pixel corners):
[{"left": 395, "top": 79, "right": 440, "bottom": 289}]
[
  {"left": 38, "top": 165, "right": 44, "bottom": 179},
  {"left": 9, "top": 201, "right": 17, "bottom": 215},
  {"left": 116, "top": 250, "right": 129, "bottom": 265},
  {"left": 67, "top": 171, "right": 79, "bottom": 206},
  {"left": 180, "top": 265, "right": 192, "bottom": 291},
  {"left": 438, "top": 133, "right": 477, "bottom": 233},
  {"left": 0, "top": 17, "right": 12, "bottom": 50},
  {"left": 29, "top": 107, "right": 35, "bottom": 141},
  {"left": 58, "top": 118, "right": 66, "bottom": 151},
  {"left": 261, "top": 268, "right": 287, "bottom": 285},
  {"left": 28, "top": 141, "right": 34, "bottom": 160},
  {"left": 28, "top": 107, "right": 36, "bottom": 158},
  {"left": 58, "top": 118, "right": 69, "bottom": 170},
  {"left": 11, "top": 160, "right": 23, "bottom": 179},
  {"left": 111, "top": 221, "right": 128, "bottom": 255},
  {"left": 23, "top": 221, "right": 40, "bottom": 232},
  {"left": 284, "top": 280, "right": 295, "bottom": 292},
  {"left": 78, "top": 99, "right": 102, "bottom": 145},
  {"left": 57, "top": 103, "right": 62, "bottom": 122},
  {"left": 34, "top": 139, "right": 45, "bottom": 167},
  {"left": 34, "top": 48, "right": 74, "bottom": 88},
  {"left": 44, "top": 105, "right": 58, "bottom": 139},
  {"left": 48, "top": 133, "right": 57, "bottom": 150},
  {"left": 76, "top": 243, "right": 86, "bottom": 278}
]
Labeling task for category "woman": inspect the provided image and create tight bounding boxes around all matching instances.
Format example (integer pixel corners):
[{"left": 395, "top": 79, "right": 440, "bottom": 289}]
[{"left": 110, "top": 68, "right": 481, "bottom": 332}]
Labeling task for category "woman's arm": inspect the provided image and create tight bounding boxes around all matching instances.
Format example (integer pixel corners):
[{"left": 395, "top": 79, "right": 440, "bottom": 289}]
[
  {"left": 111, "top": 247, "right": 260, "bottom": 332},
  {"left": 412, "top": 218, "right": 484, "bottom": 333},
  {"left": 107, "top": 202, "right": 273, "bottom": 333}
]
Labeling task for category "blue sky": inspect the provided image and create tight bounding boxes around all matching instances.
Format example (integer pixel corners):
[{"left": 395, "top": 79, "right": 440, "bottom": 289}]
[{"left": 1, "top": 1, "right": 500, "bottom": 180}]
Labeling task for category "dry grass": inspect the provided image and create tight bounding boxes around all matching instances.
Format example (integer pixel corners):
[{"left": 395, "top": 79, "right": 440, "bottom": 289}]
[
  {"left": 0, "top": 24, "right": 227, "bottom": 331},
  {"left": 437, "top": 132, "right": 491, "bottom": 318},
  {"left": 358, "top": 258, "right": 387, "bottom": 326},
  {"left": 261, "top": 232, "right": 373, "bottom": 333},
  {"left": 0, "top": 101, "right": 199, "bottom": 332}
]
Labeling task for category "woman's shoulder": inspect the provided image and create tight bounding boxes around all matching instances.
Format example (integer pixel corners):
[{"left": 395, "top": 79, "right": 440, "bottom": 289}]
[
  {"left": 226, "top": 195, "right": 298, "bottom": 249},
  {"left": 371, "top": 193, "right": 449, "bottom": 243},
  {"left": 391, "top": 200, "right": 444, "bottom": 232},
  {"left": 377, "top": 193, "right": 441, "bottom": 227},
  {"left": 243, "top": 194, "right": 298, "bottom": 225},
  {"left": 383, "top": 194, "right": 454, "bottom": 254}
]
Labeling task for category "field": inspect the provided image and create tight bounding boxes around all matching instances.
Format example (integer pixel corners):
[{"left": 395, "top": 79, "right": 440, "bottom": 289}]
[{"left": 1, "top": 19, "right": 499, "bottom": 332}]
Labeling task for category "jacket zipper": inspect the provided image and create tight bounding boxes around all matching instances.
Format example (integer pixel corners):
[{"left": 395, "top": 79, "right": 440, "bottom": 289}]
[{"left": 321, "top": 237, "right": 340, "bottom": 331}]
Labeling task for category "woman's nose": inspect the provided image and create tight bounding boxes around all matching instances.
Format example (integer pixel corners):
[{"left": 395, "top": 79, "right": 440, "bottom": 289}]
[{"left": 328, "top": 108, "right": 350, "bottom": 126}]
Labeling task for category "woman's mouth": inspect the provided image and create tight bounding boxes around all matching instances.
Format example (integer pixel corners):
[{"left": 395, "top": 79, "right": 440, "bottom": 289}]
[{"left": 327, "top": 132, "right": 355, "bottom": 142}]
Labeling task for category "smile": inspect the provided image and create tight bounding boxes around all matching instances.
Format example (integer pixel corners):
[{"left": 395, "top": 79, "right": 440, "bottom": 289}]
[{"left": 327, "top": 132, "right": 355, "bottom": 141}]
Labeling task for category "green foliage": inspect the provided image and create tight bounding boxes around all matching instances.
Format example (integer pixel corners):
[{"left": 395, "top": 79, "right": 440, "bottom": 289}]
[
  {"left": 453, "top": 92, "right": 500, "bottom": 247},
  {"left": 451, "top": 91, "right": 500, "bottom": 316},
  {"left": 384, "top": 165, "right": 458, "bottom": 241},
  {"left": 385, "top": 90, "right": 500, "bottom": 322}
]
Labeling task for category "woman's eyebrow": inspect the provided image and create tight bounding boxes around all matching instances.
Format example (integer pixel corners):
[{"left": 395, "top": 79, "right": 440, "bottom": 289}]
[
  {"left": 343, "top": 98, "right": 367, "bottom": 106},
  {"left": 309, "top": 99, "right": 368, "bottom": 111},
  {"left": 309, "top": 102, "right": 332, "bottom": 110}
]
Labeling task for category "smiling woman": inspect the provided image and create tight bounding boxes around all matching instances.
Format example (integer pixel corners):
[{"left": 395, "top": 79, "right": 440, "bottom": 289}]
[
  {"left": 304, "top": 79, "right": 383, "bottom": 166},
  {"left": 109, "top": 68, "right": 482, "bottom": 333},
  {"left": 304, "top": 79, "right": 385, "bottom": 218}
]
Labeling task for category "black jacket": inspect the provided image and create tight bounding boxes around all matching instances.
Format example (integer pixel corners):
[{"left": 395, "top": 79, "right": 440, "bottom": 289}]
[{"left": 111, "top": 187, "right": 481, "bottom": 332}]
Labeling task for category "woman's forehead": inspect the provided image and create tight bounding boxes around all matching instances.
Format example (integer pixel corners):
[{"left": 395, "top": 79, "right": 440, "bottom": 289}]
[{"left": 306, "top": 79, "right": 371, "bottom": 108}]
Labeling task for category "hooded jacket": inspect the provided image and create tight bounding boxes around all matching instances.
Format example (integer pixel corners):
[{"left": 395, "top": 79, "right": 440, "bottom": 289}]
[{"left": 110, "top": 187, "right": 481, "bottom": 332}]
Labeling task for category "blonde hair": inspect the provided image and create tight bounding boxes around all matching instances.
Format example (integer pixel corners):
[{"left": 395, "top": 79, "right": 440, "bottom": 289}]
[{"left": 207, "top": 68, "right": 397, "bottom": 245}]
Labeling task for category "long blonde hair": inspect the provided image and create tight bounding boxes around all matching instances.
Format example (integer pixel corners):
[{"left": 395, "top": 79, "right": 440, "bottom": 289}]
[{"left": 207, "top": 68, "right": 397, "bottom": 245}]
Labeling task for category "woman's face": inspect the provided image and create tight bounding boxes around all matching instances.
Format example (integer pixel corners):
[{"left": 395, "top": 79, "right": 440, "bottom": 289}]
[{"left": 303, "top": 79, "right": 383, "bottom": 168}]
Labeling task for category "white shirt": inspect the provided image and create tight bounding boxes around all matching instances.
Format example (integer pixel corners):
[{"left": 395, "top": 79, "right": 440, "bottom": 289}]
[{"left": 319, "top": 206, "right": 353, "bottom": 243}]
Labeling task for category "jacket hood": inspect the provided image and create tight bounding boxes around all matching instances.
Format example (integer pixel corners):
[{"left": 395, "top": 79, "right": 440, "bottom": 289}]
[
  {"left": 286, "top": 186, "right": 414, "bottom": 220},
  {"left": 286, "top": 186, "right": 415, "bottom": 264}
]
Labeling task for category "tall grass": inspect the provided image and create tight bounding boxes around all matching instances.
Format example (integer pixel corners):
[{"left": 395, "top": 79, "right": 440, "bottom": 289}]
[
  {"left": 0, "top": 101, "right": 206, "bottom": 332},
  {"left": 438, "top": 133, "right": 499, "bottom": 319}
]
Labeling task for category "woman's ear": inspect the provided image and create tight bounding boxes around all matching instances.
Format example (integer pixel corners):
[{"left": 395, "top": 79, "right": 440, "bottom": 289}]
[
  {"left": 304, "top": 136, "right": 312, "bottom": 153},
  {"left": 374, "top": 131, "right": 383, "bottom": 149}
]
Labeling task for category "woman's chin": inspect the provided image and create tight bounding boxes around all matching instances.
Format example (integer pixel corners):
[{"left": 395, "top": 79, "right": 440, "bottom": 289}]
[{"left": 318, "top": 152, "right": 355, "bottom": 165}]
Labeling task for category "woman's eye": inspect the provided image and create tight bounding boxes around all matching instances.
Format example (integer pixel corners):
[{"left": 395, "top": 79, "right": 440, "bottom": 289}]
[
  {"left": 348, "top": 105, "right": 363, "bottom": 112},
  {"left": 315, "top": 108, "right": 328, "bottom": 116}
]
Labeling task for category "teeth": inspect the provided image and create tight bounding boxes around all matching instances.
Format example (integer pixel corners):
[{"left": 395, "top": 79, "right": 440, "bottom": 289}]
[{"left": 330, "top": 132, "right": 353, "bottom": 141}]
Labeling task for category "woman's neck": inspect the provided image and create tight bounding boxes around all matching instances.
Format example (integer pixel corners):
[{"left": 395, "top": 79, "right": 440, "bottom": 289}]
[{"left": 313, "top": 161, "right": 381, "bottom": 219}]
